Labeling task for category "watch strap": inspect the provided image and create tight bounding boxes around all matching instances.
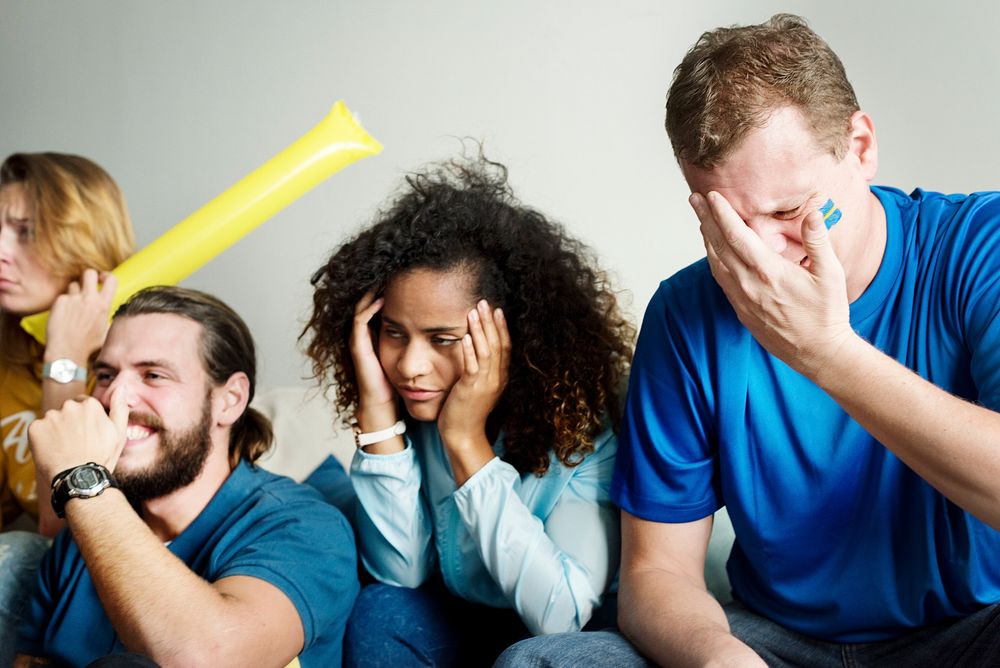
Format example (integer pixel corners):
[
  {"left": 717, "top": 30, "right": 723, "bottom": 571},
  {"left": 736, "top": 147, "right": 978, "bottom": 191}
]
[
  {"left": 354, "top": 420, "right": 406, "bottom": 448},
  {"left": 50, "top": 462, "right": 118, "bottom": 518},
  {"left": 42, "top": 358, "right": 87, "bottom": 383}
]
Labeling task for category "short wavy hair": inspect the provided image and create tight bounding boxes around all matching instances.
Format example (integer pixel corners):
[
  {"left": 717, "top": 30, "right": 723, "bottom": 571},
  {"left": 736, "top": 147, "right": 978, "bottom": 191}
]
[
  {"left": 303, "top": 156, "right": 634, "bottom": 475},
  {"left": 666, "top": 13, "right": 859, "bottom": 169}
]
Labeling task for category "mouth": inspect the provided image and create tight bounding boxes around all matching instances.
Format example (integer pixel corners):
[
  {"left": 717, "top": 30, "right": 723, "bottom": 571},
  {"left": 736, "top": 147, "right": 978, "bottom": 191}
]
[
  {"left": 124, "top": 412, "right": 163, "bottom": 444},
  {"left": 398, "top": 386, "right": 442, "bottom": 402},
  {"left": 125, "top": 423, "right": 156, "bottom": 444}
]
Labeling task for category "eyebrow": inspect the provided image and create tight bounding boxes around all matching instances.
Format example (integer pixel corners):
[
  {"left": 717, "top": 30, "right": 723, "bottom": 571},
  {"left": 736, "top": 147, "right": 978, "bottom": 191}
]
[
  {"left": 382, "top": 315, "right": 465, "bottom": 335},
  {"left": 92, "top": 359, "right": 180, "bottom": 374},
  {"left": 1, "top": 216, "right": 34, "bottom": 228}
]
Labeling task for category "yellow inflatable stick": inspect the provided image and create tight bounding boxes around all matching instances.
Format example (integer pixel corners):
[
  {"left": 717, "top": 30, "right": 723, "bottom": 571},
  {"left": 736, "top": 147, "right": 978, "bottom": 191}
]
[{"left": 22, "top": 101, "right": 381, "bottom": 343}]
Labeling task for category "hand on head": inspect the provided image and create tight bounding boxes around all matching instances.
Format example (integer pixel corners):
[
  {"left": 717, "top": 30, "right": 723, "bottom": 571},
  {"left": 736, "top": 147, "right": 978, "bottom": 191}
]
[
  {"left": 692, "top": 190, "right": 853, "bottom": 378},
  {"left": 45, "top": 269, "right": 118, "bottom": 362},
  {"left": 350, "top": 291, "right": 399, "bottom": 432},
  {"left": 437, "top": 299, "right": 511, "bottom": 447}
]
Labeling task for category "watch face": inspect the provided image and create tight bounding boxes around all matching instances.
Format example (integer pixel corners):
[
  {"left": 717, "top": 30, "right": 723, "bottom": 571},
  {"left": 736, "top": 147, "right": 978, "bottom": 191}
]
[
  {"left": 70, "top": 466, "right": 103, "bottom": 492},
  {"left": 49, "top": 359, "right": 78, "bottom": 383}
]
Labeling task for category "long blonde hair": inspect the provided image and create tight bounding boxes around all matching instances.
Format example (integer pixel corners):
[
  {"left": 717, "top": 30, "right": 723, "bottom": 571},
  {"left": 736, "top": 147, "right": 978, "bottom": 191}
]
[{"left": 0, "top": 152, "right": 136, "bottom": 367}]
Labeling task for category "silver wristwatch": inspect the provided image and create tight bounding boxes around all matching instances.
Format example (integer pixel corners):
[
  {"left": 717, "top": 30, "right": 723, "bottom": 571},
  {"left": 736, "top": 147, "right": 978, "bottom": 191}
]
[{"left": 42, "top": 358, "right": 87, "bottom": 384}]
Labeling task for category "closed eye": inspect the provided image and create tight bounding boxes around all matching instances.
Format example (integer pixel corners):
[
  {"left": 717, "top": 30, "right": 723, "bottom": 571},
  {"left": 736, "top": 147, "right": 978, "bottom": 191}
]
[
  {"left": 7, "top": 220, "right": 35, "bottom": 242},
  {"left": 94, "top": 370, "right": 116, "bottom": 385},
  {"left": 773, "top": 207, "right": 803, "bottom": 220}
]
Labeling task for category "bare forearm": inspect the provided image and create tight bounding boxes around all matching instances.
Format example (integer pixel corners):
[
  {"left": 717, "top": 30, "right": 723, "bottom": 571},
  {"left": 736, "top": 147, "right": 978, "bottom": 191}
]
[
  {"left": 619, "top": 568, "right": 763, "bottom": 668},
  {"left": 65, "top": 492, "right": 273, "bottom": 665},
  {"left": 442, "top": 434, "right": 494, "bottom": 487},
  {"left": 618, "top": 513, "right": 763, "bottom": 667},
  {"left": 356, "top": 401, "right": 405, "bottom": 455},
  {"left": 814, "top": 335, "right": 1000, "bottom": 529},
  {"left": 33, "top": 470, "right": 62, "bottom": 537},
  {"left": 36, "top": 375, "right": 89, "bottom": 535},
  {"left": 40, "top": 378, "right": 88, "bottom": 414}
]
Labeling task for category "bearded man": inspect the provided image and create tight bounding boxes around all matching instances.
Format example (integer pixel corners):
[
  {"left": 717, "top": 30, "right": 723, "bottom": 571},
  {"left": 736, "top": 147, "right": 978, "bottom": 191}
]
[{"left": 15, "top": 286, "right": 358, "bottom": 668}]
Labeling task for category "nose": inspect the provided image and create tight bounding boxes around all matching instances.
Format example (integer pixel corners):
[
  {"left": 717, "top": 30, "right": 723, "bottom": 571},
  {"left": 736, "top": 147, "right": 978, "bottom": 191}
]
[
  {"left": 0, "top": 226, "right": 15, "bottom": 261},
  {"left": 99, "top": 374, "right": 141, "bottom": 411},
  {"left": 396, "top": 340, "right": 433, "bottom": 380}
]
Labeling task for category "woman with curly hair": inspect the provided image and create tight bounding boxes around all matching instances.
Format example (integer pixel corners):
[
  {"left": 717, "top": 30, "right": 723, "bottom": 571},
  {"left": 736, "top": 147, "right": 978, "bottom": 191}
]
[{"left": 302, "top": 155, "right": 635, "bottom": 666}]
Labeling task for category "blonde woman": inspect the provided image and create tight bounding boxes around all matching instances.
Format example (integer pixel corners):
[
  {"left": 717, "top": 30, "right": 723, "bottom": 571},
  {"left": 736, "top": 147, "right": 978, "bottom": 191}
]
[{"left": 0, "top": 152, "right": 135, "bottom": 660}]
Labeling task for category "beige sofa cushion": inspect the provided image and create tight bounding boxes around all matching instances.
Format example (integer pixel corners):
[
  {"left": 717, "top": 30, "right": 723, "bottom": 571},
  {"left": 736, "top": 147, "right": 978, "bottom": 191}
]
[{"left": 251, "top": 386, "right": 355, "bottom": 482}]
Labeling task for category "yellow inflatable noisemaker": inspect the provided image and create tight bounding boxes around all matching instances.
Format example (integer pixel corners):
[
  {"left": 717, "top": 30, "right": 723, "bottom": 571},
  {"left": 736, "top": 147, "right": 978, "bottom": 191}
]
[{"left": 21, "top": 101, "right": 382, "bottom": 343}]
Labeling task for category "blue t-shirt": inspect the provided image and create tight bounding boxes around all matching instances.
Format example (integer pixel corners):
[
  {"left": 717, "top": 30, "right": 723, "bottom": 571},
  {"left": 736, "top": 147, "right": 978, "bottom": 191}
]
[
  {"left": 612, "top": 186, "right": 1000, "bottom": 642},
  {"left": 17, "top": 461, "right": 359, "bottom": 666}
]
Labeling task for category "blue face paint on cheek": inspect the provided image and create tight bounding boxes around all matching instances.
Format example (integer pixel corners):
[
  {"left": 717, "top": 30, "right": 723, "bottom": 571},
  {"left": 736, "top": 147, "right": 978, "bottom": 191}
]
[{"left": 819, "top": 198, "right": 842, "bottom": 229}]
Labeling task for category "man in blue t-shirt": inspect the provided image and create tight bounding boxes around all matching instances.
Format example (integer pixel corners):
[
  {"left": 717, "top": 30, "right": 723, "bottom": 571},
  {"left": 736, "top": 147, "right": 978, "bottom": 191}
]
[
  {"left": 615, "top": 13, "right": 1000, "bottom": 668},
  {"left": 496, "top": 13, "right": 1000, "bottom": 668},
  {"left": 15, "top": 286, "right": 359, "bottom": 668}
]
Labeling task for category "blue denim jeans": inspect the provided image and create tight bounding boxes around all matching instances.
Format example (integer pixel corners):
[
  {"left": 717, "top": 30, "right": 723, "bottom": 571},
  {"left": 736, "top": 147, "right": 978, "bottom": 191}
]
[
  {"left": 344, "top": 579, "right": 531, "bottom": 667},
  {"left": 494, "top": 600, "right": 1000, "bottom": 667},
  {"left": 0, "top": 531, "right": 50, "bottom": 665}
]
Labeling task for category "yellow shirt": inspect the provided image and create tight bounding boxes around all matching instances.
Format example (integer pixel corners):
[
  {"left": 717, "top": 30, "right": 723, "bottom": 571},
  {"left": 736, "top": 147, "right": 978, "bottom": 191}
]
[{"left": 0, "top": 359, "right": 41, "bottom": 526}]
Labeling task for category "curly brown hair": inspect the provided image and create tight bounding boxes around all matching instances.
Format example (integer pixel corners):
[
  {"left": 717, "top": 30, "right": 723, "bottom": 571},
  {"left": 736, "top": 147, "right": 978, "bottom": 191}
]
[{"left": 302, "top": 156, "right": 634, "bottom": 475}]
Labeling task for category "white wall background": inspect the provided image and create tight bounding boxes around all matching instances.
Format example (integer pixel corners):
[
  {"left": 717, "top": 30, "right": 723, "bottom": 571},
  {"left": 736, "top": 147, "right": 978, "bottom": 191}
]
[{"left": 2, "top": 1, "right": 999, "bottom": 388}]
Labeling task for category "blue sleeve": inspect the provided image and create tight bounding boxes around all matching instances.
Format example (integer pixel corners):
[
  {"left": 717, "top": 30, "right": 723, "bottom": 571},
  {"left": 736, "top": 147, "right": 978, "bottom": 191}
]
[
  {"left": 350, "top": 440, "right": 435, "bottom": 587},
  {"left": 16, "top": 531, "right": 64, "bottom": 655},
  {"left": 452, "top": 428, "right": 620, "bottom": 635},
  {"left": 611, "top": 275, "right": 724, "bottom": 523},
  {"left": 958, "top": 194, "right": 1000, "bottom": 409},
  {"left": 213, "top": 499, "right": 359, "bottom": 651}
]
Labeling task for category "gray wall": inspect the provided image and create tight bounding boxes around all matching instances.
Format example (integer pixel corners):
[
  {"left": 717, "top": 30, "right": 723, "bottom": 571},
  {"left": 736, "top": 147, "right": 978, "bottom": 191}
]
[{"left": 3, "top": 1, "right": 998, "bottom": 388}]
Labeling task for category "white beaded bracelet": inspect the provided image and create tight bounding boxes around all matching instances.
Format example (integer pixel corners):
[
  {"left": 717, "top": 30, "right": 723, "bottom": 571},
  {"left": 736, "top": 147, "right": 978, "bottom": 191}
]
[{"left": 354, "top": 420, "right": 406, "bottom": 448}]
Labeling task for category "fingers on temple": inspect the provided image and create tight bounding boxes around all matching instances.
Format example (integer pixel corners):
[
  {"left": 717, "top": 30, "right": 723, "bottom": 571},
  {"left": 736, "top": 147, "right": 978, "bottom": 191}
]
[
  {"left": 478, "top": 300, "right": 502, "bottom": 352},
  {"left": 466, "top": 304, "right": 490, "bottom": 368},
  {"left": 461, "top": 333, "right": 479, "bottom": 375},
  {"left": 706, "top": 192, "right": 775, "bottom": 269},
  {"left": 80, "top": 269, "right": 99, "bottom": 292},
  {"left": 99, "top": 272, "right": 118, "bottom": 296},
  {"left": 354, "top": 292, "right": 384, "bottom": 323}
]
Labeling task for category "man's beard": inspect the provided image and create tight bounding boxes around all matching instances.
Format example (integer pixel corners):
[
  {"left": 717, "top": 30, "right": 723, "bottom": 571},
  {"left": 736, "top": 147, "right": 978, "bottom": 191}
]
[{"left": 116, "top": 399, "right": 213, "bottom": 503}]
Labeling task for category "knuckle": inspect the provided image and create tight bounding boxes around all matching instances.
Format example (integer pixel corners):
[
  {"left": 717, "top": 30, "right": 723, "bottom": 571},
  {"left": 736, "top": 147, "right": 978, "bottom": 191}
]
[
  {"left": 754, "top": 266, "right": 776, "bottom": 287},
  {"left": 723, "top": 229, "right": 742, "bottom": 248}
]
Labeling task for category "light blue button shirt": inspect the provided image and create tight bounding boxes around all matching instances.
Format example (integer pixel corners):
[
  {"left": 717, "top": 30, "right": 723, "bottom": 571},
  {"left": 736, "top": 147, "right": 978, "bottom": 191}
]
[{"left": 351, "top": 420, "right": 620, "bottom": 635}]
